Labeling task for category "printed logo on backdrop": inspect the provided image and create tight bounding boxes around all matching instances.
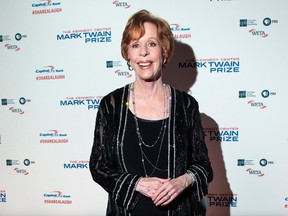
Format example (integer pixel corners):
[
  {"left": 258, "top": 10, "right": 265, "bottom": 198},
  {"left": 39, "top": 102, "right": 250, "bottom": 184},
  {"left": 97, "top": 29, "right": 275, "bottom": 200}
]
[
  {"left": 0, "top": 34, "right": 10, "bottom": 42},
  {"left": 247, "top": 100, "right": 267, "bottom": 109},
  {"left": 179, "top": 57, "right": 240, "bottom": 73},
  {"left": 237, "top": 159, "right": 254, "bottom": 166},
  {"left": 35, "top": 66, "right": 65, "bottom": 80},
  {"left": 248, "top": 29, "right": 268, "bottom": 38},
  {"left": 1, "top": 98, "right": 15, "bottom": 105},
  {"left": 6, "top": 159, "right": 20, "bottom": 166},
  {"left": 239, "top": 19, "right": 257, "bottom": 27},
  {"left": 39, "top": 130, "right": 68, "bottom": 144},
  {"left": 60, "top": 96, "right": 103, "bottom": 110},
  {"left": 106, "top": 60, "right": 122, "bottom": 68},
  {"left": 238, "top": 158, "right": 274, "bottom": 177},
  {"left": 15, "top": 33, "right": 27, "bottom": 41},
  {"left": 238, "top": 90, "right": 256, "bottom": 98},
  {"left": 64, "top": 160, "right": 89, "bottom": 169},
  {"left": 238, "top": 158, "right": 274, "bottom": 167},
  {"left": 112, "top": 1, "right": 131, "bottom": 9},
  {"left": 262, "top": 17, "right": 278, "bottom": 26},
  {"left": 237, "top": 158, "right": 274, "bottom": 177},
  {"left": 259, "top": 158, "right": 274, "bottom": 166},
  {"left": 0, "top": 190, "right": 7, "bottom": 203},
  {"left": 261, "top": 89, "right": 276, "bottom": 98},
  {"left": 285, "top": 196, "right": 288, "bottom": 208},
  {"left": 246, "top": 168, "right": 264, "bottom": 177},
  {"left": 13, "top": 167, "right": 29, "bottom": 175},
  {"left": 114, "top": 69, "right": 132, "bottom": 78},
  {"left": 2, "top": 33, "right": 27, "bottom": 51},
  {"left": 240, "top": 17, "right": 278, "bottom": 27},
  {"left": 6, "top": 159, "right": 35, "bottom": 175},
  {"left": 240, "top": 17, "right": 278, "bottom": 38},
  {"left": 106, "top": 60, "right": 133, "bottom": 78},
  {"left": 8, "top": 107, "right": 24, "bottom": 115},
  {"left": 1, "top": 97, "right": 31, "bottom": 105},
  {"left": 170, "top": 24, "right": 192, "bottom": 40},
  {"left": 44, "top": 191, "right": 72, "bottom": 204},
  {"left": 4, "top": 43, "right": 20, "bottom": 51},
  {"left": 32, "top": 0, "right": 62, "bottom": 15},
  {"left": 57, "top": 28, "right": 112, "bottom": 44},
  {"left": 208, "top": 193, "right": 238, "bottom": 208},
  {"left": 239, "top": 89, "right": 276, "bottom": 109},
  {"left": 204, "top": 127, "right": 239, "bottom": 142},
  {"left": 1, "top": 97, "right": 31, "bottom": 115}
]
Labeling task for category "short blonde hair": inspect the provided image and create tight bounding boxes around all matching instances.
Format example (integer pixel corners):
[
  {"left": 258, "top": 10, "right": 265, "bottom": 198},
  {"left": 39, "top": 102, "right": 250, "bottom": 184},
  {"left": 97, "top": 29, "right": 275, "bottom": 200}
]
[{"left": 121, "top": 10, "right": 174, "bottom": 64}]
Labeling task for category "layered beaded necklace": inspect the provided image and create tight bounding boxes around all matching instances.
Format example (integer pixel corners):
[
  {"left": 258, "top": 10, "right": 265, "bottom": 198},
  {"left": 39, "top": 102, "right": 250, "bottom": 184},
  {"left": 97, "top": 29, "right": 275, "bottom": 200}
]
[{"left": 131, "top": 83, "right": 170, "bottom": 177}]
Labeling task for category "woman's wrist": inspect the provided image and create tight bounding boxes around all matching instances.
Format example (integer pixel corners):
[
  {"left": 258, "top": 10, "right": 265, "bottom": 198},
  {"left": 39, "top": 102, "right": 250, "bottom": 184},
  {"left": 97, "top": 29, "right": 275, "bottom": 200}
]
[
  {"left": 135, "top": 177, "right": 143, "bottom": 192},
  {"left": 185, "top": 171, "right": 196, "bottom": 187}
]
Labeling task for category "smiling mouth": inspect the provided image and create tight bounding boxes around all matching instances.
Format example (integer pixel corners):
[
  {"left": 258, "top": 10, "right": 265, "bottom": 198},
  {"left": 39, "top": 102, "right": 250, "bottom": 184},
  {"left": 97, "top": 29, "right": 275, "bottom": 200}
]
[{"left": 138, "top": 61, "right": 152, "bottom": 67}]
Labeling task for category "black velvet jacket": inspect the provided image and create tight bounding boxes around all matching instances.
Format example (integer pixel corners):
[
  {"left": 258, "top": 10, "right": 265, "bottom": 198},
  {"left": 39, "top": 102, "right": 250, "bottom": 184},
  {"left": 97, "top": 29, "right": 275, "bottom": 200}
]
[{"left": 89, "top": 84, "right": 213, "bottom": 216}]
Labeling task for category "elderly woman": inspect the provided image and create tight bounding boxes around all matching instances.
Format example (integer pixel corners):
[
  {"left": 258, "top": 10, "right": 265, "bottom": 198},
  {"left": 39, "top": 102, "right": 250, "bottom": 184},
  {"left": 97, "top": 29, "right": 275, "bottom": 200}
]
[{"left": 89, "top": 9, "right": 213, "bottom": 216}]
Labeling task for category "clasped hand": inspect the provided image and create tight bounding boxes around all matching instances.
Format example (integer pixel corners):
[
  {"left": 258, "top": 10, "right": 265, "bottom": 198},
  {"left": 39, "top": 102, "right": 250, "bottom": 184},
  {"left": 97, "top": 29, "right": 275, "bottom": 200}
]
[{"left": 135, "top": 174, "right": 190, "bottom": 206}]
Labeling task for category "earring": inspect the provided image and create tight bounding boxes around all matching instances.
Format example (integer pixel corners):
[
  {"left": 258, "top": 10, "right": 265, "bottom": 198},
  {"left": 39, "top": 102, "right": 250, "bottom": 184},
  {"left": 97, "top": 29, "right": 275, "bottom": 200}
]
[
  {"left": 127, "top": 61, "right": 133, "bottom": 71},
  {"left": 162, "top": 58, "right": 167, "bottom": 68}
]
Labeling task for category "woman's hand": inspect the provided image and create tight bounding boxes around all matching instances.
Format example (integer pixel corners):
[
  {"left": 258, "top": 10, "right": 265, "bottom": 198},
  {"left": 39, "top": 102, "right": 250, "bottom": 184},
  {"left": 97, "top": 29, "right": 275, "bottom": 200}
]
[
  {"left": 152, "top": 174, "right": 192, "bottom": 206},
  {"left": 135, "top": 177, "right": 170, "bottom": 198}
]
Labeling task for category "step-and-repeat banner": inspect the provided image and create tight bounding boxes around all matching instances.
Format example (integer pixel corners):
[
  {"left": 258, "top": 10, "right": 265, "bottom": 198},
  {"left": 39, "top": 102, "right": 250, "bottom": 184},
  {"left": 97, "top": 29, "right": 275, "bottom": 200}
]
[{"left": 1, "top": 0, "right": 287, "bottom": 215}]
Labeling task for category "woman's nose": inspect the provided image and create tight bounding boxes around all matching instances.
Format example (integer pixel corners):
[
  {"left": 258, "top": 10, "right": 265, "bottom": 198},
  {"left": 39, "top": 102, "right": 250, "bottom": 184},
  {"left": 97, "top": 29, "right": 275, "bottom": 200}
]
[{"left": 139, "top": 46, "right": 149, "bottom": 57}]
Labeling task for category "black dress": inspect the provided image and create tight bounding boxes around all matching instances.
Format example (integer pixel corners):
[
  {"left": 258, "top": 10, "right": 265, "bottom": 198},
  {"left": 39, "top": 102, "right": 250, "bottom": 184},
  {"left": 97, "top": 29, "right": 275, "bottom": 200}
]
[
  {"left": 123, "top": 109, "right": 169, "bottom": 216},
  {"left": 89, "top": 84, "right": 213, "bottom": 215}
]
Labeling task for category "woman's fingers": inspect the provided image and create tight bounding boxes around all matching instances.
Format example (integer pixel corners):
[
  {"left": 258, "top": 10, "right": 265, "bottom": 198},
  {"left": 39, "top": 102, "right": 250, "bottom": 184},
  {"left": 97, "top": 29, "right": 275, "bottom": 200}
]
[
  {"left": 136, "top": 177, "right": 170, "bottom": 198},
  {"left": 152, "top": 176, "right": 186, "bottom": 206}
]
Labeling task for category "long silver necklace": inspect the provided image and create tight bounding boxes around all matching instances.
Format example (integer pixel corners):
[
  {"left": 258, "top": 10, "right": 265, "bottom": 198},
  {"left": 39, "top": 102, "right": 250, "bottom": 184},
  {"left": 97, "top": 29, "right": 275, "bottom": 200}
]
[{"left": 131, "top": 83, "right": 169, "bottom": 177}]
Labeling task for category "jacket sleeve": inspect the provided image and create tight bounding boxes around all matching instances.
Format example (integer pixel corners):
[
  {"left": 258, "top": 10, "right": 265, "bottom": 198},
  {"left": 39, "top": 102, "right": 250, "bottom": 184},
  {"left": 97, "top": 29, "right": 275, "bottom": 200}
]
[
  {"left": 89, "top": 94, "right": 141, "bottom": 211},
  {"left": 186, "top": 95, "right": 213, "bottom": 202}
]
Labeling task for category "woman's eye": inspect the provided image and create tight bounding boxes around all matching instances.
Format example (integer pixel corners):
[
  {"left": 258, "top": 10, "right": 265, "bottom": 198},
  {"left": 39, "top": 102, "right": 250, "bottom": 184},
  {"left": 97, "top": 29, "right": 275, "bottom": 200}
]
[
  {"left": 131, "top": 44, "right": 139, "bottom": 48},
  {"left": 148, "top": 42, "right": 157, "bottom": 47}
]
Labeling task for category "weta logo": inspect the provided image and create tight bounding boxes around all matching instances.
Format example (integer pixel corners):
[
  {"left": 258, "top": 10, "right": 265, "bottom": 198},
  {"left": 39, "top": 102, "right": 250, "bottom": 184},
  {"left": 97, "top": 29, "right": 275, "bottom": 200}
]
[
  {"left": 112, "top": 1, "right": 131, "bottom": 9},
  {"left": 249, "top": 29, "right": 268, "bottom": 38},
  {"left": 246, "top": 168, "right": 264, "bottom": 177}
]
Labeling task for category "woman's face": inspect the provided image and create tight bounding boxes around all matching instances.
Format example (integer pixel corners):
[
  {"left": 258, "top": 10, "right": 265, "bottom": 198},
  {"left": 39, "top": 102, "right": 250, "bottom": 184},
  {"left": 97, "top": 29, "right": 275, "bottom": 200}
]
[{"left": 127, "top": 22, "right": 164, "bottom": 82}]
